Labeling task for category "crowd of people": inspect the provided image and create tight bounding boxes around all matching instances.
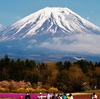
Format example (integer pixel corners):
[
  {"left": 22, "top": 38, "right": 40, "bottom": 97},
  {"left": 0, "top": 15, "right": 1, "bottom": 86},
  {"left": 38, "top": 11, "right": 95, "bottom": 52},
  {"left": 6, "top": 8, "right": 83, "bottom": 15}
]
[
  {"left": 18, "top": 92, "right": 98, "bottom": 99},
  {"left": 38, "top": 92, "right": 74, "bottom": 99},
  {"left": 38, "top": 92, "right": 98, "bottom": 99}
]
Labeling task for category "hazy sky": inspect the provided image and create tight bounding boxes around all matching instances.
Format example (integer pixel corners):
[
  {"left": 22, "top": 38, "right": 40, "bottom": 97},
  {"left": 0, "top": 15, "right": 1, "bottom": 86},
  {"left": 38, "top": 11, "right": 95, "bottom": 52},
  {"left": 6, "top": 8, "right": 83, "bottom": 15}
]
[{"left": 0, "top": 0, "right": 100, "bottom": 29}]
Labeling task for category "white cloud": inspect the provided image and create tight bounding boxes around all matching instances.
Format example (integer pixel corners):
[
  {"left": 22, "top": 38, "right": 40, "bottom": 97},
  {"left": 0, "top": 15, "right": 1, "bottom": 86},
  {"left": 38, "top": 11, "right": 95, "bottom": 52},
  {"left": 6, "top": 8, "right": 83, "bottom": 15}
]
[
  {"left": 39, "top": 34, "right": 100, "bottom": 55},
  {"left": 28, "top": 39, "right": 37, "bottom": 43},
  {"left": 86, "top": 17, "right": 90, "bottom": 20},
  {"left": 16, "top": 16, "right": 21, "bottom": 20},
  {"left": 0, "top": 24, "right": 3, "bottom": 30},
  {"left": 12, "top": 16, "right": 22, "bottom": 22}
]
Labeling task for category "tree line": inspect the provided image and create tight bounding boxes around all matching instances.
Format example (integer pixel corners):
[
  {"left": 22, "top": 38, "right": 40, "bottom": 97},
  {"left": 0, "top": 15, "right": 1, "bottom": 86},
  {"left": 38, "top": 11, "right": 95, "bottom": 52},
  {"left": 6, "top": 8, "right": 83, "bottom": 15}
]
[{"left": 0, "top": 55, "right": 100, "bottom": 92}]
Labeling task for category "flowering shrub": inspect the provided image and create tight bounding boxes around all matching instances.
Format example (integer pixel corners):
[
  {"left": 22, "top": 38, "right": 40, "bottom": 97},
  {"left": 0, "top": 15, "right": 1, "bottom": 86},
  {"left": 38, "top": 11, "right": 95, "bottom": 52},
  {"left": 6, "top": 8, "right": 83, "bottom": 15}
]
[
  {"left": 36, "top": 87, "right": 47, "bottom": 93},
  {"left": 26, "top": 88, "right": 36, "bottom": 93},
  {"left": 48, "top": 87, "right": 58, "bottom": 93},
  {"left": 17, "top": 88, "right": 25, "bottom": 93},
  {"left": 0, "top": 87, "right": 9, "bottom": 93}
]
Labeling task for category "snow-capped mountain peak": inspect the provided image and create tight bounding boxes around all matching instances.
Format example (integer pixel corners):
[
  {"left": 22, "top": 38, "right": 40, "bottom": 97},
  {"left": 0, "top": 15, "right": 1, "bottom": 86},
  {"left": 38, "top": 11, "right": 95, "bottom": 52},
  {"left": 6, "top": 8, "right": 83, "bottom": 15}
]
[
  {"left": 0, "top": 7, "right": 100, "bottom": 41},
  {"left": 0, "top": 7, "right": 100, "bottom": 62}
]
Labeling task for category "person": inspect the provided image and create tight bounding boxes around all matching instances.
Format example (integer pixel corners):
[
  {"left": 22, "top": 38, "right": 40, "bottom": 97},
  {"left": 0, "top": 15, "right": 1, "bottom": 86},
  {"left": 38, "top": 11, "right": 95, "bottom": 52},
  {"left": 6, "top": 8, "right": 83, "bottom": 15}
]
[
  {"left": 56, "top": 94, "right": 60, "bottom": 99},
  {"left": 38, "top": 92, "right": 43, "bottom": 99},
  {"left": 92, "top": 93, "right": 97, "bottom": 99},
  {"left": 46, "top": 92, "right": 50, "bottom": 99},
  {"left": 62, "top": 93, "right": 67, "bottom": 99},
  {"left": 60, "top": 94, "right": 63, "bottom": 99},
  {"left": 52, "top": 93, "right": 56, "bottom": 99},
  {"left": 18, "top": 96, "right": 23, "bottom": 99},
  {"left": 68, "top": 93, "right": 73, "bottom": 99},
  {"left": 90, "top": 94, "right": 93, "bottom": 99},
  {"left": 25, "top": 93, "right": 31, "bottom": 99}
]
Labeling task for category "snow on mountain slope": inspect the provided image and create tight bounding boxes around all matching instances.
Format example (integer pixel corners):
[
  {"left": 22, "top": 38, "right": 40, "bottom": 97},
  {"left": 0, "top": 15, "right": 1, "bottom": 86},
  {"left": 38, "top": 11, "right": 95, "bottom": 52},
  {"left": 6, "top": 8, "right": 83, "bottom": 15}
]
[
  {"left": 0, "top": 7, "right": 100, "bottom": 41},
  {"left": 0, "top": 7, "right": 100, "bottom": 62}
]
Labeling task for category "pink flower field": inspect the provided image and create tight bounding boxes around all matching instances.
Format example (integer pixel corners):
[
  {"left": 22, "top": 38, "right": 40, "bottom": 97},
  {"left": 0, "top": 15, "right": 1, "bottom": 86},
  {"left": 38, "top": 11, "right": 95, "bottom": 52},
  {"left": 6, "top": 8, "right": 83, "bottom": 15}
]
[
  {"left": 0, "top": 93, "right": 44, "bottom": 99},
  {"left": 0, "top": 93, "right": 100, "bottom": 99}
]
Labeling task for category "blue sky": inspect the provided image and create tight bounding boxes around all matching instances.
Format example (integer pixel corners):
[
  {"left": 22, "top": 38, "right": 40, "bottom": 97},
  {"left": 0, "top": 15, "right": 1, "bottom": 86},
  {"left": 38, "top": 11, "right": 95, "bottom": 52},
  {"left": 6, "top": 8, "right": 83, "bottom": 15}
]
[{"left": 0, "top": 0, "right": 100, "bottom": 29}]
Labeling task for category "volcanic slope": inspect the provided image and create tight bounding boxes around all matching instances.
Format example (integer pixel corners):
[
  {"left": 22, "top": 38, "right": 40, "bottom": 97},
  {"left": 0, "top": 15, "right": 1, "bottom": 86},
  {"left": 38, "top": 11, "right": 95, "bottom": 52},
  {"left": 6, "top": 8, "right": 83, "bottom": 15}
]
[
  {"left": 0, "top": 7, "right": 100, "bottom": 41},
  {"left": 0, "top": 7, "right": 100, "bottom": 62}
]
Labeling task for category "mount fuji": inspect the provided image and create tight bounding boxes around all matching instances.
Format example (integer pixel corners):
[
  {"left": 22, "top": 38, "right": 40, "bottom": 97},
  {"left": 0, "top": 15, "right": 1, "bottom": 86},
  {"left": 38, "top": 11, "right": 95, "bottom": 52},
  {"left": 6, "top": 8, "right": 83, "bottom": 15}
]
[{"left": 0, "top": 7, "right": 100, "bottom": 62}]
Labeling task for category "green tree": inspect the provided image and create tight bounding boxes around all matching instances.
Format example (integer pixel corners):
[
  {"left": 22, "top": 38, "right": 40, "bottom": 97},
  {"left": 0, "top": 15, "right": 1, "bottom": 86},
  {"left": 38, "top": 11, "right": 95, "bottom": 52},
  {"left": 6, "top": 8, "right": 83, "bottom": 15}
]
[{"left": 56, "top": 70, "right": 70, "bottom": 92}]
